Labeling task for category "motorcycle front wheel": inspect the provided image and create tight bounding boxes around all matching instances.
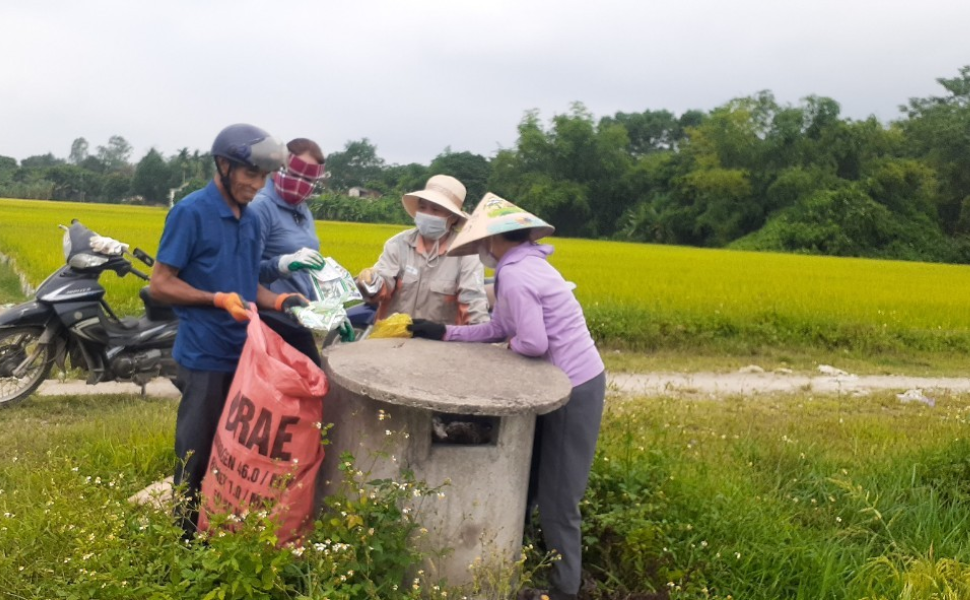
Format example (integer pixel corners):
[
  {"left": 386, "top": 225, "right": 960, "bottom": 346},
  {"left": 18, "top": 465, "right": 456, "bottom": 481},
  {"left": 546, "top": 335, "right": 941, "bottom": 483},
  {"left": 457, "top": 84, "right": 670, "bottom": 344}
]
[{"left": 0, "top": 327, "right": 53, "bottom": 409}]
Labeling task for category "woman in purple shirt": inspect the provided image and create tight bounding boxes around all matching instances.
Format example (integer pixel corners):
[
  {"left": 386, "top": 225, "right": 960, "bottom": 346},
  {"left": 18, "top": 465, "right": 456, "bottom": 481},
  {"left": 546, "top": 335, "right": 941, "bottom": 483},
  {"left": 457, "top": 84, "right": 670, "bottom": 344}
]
[{"left": 408, "top": 193, "right": 606, "bottom": 600}]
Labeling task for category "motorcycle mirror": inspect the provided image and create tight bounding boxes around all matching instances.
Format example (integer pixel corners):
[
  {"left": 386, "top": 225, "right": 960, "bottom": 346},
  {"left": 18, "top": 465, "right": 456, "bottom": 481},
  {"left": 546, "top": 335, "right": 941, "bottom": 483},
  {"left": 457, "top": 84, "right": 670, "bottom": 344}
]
[{"left": 132, "top": 248, "right": 155, "bottom": 267}]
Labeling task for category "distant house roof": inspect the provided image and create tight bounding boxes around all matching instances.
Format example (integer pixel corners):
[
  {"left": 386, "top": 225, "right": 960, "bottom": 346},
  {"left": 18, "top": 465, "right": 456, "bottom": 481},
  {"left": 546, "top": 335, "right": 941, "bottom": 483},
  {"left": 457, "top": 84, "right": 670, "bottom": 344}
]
[{"left": 348, "top": 186, "right": 382, "bottom": 199}]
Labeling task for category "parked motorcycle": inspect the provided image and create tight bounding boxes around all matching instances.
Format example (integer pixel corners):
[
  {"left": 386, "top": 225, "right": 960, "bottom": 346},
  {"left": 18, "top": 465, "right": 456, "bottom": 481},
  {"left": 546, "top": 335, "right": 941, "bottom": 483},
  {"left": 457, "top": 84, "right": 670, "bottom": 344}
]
[{"left": 0, "top": 220, "right": 178, "bottom": 408}]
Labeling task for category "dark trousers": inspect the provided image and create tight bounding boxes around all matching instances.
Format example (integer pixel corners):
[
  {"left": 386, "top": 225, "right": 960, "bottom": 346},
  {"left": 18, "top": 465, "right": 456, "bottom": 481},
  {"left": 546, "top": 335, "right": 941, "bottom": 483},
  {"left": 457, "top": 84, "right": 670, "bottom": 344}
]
[
  {"left": 527, "top": 370, "right": 606, "bottom": 595},
  {"left": 173, "top": 366, "right": 236, "bottom": 534},
  {"left": 259, "top": 310, "right": 322, "bottom": 367}
]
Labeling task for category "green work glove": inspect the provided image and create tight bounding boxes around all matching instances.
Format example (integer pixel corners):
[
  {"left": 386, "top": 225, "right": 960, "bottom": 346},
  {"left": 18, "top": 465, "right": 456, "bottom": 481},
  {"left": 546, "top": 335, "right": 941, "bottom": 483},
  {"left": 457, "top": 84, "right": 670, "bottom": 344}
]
[
  {"left": 338, "top": 320, "right": 356, "bottom": 342},
  {"left": 278, "top": 248, "right": 325, "bottom": 276}
]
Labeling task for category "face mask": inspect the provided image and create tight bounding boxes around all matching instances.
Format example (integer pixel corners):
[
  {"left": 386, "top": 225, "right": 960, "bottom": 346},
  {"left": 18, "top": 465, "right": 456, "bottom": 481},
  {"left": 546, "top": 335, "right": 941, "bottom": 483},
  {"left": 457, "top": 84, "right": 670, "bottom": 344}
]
[
  {"left": 478, "top": 244, "right": 498, "bottom": 269},
  {"left": 273, "top": 154, "right": 325, "bottom": 205},
  {"left": 273, "top": 171, "right": 315, "bottom": 205},
  {"left": 415, "top": 212, "right": 450, "bottom": 240}
]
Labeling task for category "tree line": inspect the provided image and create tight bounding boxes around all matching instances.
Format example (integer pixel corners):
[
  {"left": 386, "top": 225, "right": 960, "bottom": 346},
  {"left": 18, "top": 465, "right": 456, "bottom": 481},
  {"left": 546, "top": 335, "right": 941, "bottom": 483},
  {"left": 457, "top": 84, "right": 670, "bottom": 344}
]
[
  {"left": 3, "top": 65, "right": 969, "bottom": 263},
  {"left": 0, "top": 135, "right": 214, "bottom": 207}
]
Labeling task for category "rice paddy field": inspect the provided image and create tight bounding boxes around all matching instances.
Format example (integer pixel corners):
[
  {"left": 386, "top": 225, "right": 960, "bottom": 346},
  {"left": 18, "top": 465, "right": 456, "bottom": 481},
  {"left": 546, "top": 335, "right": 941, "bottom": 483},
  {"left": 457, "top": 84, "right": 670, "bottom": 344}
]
[{"left": 3, "top": 197, "right": 970, "bottom": 354}]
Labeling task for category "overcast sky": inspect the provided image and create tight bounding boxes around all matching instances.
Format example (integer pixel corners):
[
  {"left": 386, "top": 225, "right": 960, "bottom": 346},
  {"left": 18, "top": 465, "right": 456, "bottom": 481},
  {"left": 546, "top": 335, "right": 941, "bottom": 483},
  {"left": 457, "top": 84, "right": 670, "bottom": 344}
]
[{"left": 1, "top": 0, "right": 967, "bottom": 167}]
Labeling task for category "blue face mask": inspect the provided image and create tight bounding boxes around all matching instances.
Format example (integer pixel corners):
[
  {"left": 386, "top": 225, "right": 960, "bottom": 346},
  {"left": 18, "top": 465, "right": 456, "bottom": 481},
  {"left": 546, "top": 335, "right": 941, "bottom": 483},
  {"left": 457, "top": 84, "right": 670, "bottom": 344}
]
[{"left": 415, "top": 212, "right": 450, "bottom": 240}]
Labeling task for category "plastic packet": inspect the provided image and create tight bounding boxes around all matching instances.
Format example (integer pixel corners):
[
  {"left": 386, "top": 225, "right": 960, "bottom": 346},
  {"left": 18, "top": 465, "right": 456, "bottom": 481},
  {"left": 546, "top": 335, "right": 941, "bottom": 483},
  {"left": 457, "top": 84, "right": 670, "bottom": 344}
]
[
  {"left": 290, "top": 305, "right": 339, "bottom": 331},
  {"left": 368, "top": 313, "right": 413, "bottom": 339},
  {"left": 311, "top": 259, "right": 362, "bottom": 305},
  {"left": 293, "top": 257, "right": 363, "bottom": 332}
]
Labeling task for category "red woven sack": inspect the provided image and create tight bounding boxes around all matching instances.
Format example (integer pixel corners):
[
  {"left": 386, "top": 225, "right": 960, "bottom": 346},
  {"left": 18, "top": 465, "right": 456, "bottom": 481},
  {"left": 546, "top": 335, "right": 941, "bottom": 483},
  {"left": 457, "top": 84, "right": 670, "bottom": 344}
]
[{"left": 199, "top": 308, "right": 329, "bottom": 544}]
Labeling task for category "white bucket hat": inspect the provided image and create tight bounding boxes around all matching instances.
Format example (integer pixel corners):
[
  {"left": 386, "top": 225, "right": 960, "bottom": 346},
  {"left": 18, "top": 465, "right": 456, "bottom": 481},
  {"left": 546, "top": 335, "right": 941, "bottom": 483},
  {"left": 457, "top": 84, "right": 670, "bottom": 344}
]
[
  {"left": 447, "top": 192, "right": 555, "bottom": 256},
  {"left": 402, "top": 175, "right": 469, "bottom": 220}
]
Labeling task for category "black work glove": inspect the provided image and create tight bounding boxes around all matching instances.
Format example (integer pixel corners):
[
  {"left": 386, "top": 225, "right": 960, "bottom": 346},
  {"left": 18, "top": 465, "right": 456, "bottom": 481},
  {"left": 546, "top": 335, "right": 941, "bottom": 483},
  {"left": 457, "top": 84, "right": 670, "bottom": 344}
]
[
  {"left": 275, "top": 293, "right": 310, "bottom": 313},
  {"left": 408, "top": 318, "right": 446, "bottom": 341}
]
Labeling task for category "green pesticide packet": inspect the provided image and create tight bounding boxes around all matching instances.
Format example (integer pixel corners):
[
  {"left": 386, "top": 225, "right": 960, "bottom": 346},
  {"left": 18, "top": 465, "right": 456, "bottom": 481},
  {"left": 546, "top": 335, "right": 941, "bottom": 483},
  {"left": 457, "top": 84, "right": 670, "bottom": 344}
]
[{"left": 291, "top": 257, "right": 363, "bottom": 332}]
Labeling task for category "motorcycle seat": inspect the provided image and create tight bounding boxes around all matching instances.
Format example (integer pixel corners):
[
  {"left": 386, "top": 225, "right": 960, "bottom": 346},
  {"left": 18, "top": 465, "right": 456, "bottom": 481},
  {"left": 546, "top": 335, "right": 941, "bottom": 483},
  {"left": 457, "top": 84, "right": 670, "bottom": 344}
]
[
  {"left": 139, "top": 287, "right": 176, "bottom": 322},
  {"left": 103, "top": 316, "right": 141, "bottom": 333}
]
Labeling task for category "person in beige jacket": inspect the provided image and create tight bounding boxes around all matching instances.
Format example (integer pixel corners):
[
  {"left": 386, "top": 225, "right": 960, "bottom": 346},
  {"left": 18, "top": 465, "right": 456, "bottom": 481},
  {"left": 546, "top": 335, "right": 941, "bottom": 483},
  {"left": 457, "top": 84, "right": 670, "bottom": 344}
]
[{"left": 356, "top": 175, "right": 489, "bottom": 325}]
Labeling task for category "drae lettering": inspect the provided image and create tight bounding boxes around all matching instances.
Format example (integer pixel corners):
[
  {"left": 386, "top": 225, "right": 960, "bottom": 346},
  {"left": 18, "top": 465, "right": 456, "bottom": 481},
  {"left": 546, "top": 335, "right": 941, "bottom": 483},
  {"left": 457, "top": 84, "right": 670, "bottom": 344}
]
[{"left": 223, "top": 392, "right": 301, "bottom": 461}]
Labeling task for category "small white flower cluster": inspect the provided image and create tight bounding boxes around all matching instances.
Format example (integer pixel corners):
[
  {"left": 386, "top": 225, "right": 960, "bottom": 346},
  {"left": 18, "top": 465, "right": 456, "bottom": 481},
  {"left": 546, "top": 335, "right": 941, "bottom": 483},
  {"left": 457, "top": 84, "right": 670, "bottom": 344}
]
[{"left": 311, "top": 539, "right": 353, "bottom": 555}]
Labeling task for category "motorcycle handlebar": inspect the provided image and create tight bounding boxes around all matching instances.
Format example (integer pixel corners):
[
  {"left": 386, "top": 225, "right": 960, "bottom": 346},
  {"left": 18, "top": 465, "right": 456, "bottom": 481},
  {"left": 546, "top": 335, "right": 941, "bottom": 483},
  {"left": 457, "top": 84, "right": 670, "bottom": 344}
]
[{"left": 129, "top": 266, "right": 150, "bottom": 281}]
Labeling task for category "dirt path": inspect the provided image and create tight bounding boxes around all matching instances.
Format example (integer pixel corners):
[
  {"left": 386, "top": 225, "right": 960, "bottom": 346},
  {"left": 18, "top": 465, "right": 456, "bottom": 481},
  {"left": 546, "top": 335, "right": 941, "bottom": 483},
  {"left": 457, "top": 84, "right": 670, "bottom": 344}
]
[
  {"left": 38, "top": 378, "right": 181, "bottom": 398},
  {"left": 608, "top": 371, "right": 970, "bottom": 399},
  {"left": 35, "top": 368, "right": 970, "bottom": 400}
]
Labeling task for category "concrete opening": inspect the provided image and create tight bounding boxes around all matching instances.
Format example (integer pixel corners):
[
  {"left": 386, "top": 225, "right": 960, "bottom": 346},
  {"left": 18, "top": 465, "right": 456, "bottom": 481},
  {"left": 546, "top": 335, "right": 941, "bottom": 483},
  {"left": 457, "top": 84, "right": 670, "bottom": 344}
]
[{"left": 432, "top": 413, "right": 498, "bottom": 445}]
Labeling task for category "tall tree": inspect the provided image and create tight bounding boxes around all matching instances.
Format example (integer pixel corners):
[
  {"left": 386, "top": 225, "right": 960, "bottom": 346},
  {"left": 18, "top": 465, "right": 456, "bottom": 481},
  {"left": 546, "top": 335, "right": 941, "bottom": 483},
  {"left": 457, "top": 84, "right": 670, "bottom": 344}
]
[
  {"left": 370, "top": 163, "right": 428, "bottom": 196},
  {"left": 131, "top": 149, "right": 174, "bottom": 204},
  {"left": 80, "top": 155, "right": 106, "bottom": 173},
  {"left": 899, "top": 65, "right": 970, "bottom": 233},
  {"left": 20, "top": 153, "right": 64, "bottom": 168},
  {"left": 69, "top": 137, "right": 89, "bottom": 165},
  {"left": 600, "top": 109, "right": 699, "bottom": 155},
  {"left": 488, "top": 103, "right": 632, "bottom": 237},
  {"left": 45, "top": 164, "right": 99, "bottom": 202},
  {"left": 429, "top": 149, "right": 491, "bottom": 210},
  {"left": 96, "top": 135, "right": 133, "bottom": 172},
  {"left": 324, "top": 138, "right": 385, "bottom": 192}
]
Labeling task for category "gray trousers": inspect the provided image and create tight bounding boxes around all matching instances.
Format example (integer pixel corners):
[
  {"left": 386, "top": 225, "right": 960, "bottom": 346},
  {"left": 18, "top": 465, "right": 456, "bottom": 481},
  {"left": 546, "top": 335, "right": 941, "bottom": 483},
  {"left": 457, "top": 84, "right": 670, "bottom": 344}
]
[
  {"left": 173, "top": 366, "right": 236, "bottom": 532},
  {"left": 534, "top": 370, "right": 606, "bottom": 595}
]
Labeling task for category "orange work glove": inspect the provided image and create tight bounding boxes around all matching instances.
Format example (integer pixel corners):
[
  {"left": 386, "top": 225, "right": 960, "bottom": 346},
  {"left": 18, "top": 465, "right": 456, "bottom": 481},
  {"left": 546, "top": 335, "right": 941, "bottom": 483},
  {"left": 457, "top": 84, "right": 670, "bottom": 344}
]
[{"left": 213, "top": 292, "right": 250, "bottom": 322}]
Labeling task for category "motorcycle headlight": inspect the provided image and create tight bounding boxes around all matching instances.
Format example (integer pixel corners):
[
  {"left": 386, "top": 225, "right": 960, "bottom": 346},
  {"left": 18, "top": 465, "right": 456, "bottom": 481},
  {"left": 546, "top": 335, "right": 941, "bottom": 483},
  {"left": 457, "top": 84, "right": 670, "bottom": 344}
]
[{"left": 69, "top": 253, "right": 108, "bottom": 269}]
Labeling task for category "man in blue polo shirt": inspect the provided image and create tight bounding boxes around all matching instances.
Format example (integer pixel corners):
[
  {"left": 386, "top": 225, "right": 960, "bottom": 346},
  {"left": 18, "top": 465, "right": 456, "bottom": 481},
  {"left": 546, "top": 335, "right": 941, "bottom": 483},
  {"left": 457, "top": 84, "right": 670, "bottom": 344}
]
[{"left": 149, "top": 123, "right": 309, "bottom": 535}]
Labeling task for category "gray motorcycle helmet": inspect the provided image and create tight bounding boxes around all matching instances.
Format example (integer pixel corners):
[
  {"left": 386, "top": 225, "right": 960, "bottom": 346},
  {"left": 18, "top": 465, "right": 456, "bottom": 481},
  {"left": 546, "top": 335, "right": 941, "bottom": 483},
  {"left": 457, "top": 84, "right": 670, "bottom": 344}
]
[{"left": 211, "top": 124, "right": 288, "bottom": 173}]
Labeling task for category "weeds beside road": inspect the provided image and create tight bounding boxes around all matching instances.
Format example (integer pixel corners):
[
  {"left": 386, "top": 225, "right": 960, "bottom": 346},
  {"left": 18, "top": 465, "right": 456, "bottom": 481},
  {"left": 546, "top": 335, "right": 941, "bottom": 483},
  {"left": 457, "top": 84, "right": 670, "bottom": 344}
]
[{"left": 2, "top": 389, "right": 970, "bottom": 599}]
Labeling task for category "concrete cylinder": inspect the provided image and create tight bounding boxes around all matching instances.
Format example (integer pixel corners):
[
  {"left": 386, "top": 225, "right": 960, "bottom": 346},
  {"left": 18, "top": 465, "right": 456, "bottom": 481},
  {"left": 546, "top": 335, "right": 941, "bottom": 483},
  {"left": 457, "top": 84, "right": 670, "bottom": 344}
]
[{"left": 320, "top": 338, "right": 571, "bottom": 588}]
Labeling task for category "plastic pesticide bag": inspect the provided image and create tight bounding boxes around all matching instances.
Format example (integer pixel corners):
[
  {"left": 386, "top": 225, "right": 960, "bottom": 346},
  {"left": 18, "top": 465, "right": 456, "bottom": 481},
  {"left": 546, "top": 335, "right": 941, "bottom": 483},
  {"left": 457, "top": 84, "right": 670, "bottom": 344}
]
[
  {"left": 199, "top": 308, "right": 329, "bottom": 545},
  {"left": 290, "top": 257, "right": 362, "bottom": 332},
  {"left": 368, "top": 312, "right": 413, "bottom": 339}
]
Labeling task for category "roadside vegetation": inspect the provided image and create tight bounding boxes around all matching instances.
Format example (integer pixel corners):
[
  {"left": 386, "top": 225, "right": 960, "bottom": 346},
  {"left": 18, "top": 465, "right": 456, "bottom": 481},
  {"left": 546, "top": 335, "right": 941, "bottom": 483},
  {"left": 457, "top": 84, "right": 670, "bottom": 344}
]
[
  {"left": 0, "top": 257, "right": 22, "bottom": 305},
  {"left": 2, "top": 389, "right": 969, "bottom": 598}
]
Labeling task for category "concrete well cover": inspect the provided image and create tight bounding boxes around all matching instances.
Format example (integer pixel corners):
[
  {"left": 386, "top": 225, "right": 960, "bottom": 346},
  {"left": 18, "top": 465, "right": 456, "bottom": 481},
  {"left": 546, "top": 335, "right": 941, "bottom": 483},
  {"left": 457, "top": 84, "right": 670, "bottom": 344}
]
[{"left": 323, "top": 338, "right": 571, "bottom": 416}]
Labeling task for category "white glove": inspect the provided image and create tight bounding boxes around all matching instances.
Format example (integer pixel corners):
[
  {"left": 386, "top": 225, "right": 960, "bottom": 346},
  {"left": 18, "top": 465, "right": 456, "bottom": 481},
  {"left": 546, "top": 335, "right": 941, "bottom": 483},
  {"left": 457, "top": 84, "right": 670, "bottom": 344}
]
[
  {"left": 278, "top": 248, "right": 325, "bottom": 276},
  {"left": 90, "top": 235, "right": 129, "bottom": 256}
]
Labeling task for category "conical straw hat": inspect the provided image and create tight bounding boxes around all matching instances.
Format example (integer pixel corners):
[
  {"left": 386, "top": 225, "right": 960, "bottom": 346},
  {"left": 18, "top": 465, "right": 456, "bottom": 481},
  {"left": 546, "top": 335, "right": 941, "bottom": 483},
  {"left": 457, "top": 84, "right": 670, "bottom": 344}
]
[{"left": 447, "top": 192, "right": 555, "bottom": 256}]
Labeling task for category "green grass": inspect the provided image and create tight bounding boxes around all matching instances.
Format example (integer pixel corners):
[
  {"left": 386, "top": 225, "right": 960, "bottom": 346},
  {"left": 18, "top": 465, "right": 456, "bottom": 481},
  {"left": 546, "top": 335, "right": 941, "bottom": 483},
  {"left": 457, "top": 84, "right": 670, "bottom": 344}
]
[
  {"left": 0, "top": 257, "right": 23, "bottom": 305},
  {"left": 3, "top": 391, "right": 970, "bottom": 598},
  {"left": 602, "top": 345, "right": 970, "bottom": 377},
  {"left": 0, "top": 394, "right": 443, "bottom": 599},
  {"left": 584, "top": 390, "right": 970, "bottom": 598}
]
